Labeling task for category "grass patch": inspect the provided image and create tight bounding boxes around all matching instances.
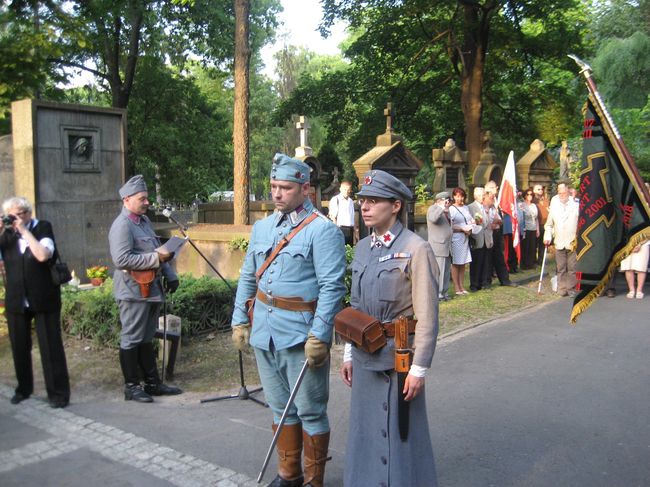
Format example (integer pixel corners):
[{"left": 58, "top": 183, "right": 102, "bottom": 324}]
[{"left": 0, "top": 262, "right": 559, "bottom": 398}]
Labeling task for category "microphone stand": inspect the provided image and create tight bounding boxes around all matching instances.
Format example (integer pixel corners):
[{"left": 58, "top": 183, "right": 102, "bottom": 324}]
[{"left": 161, "top": 209, "right": 266, "bottom": 407}]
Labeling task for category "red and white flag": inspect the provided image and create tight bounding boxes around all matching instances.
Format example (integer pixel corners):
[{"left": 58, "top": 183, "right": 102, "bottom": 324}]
[{"left": 498, "top": 151, "right": 520, "bottom": 264}]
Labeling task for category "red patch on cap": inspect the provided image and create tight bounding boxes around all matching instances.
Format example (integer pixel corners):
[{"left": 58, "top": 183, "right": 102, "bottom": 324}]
[
  {"left": 364, "top": 175, "right": 372, "bottom": 185},
  {"left": 295, "top": 171, "right": 302, "bottom": 179}
]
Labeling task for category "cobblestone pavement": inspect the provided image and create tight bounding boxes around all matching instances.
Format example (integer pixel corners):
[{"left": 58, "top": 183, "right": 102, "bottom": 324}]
[{"left": 0, "top": 384, "right": 257, "bottom": 487}]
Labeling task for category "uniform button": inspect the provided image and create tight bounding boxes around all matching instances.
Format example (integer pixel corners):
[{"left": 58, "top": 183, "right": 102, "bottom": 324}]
[
  {"left": 268, "top": 279, "right": 272, "bottom": 283},
  {"left": 380, "top": 456, "right": 387, "bottom": 465},
  {"left": 268, "top": 308, "right": 273, "bottom": 313},
  {"left": 282, "top": 224, "right": 287, "bottom": 228},
  {"left": 380, "top": 483, "right": 387, "bottom": 487},
  {"left": 270, "top": 270, "right": 274, "bottom": 274},
  {"left": 278, "top": 231, "right": 282, "bottom": 235},
  {"left": 382, "top": 402, "right": 388, "bottom": 411},
  {"left": 383, "top": 376, "right": 389, "bottom": 383},
  {"left": 273, "top": 261, "right": 278, "bottom": 265},
  {"left": 268, "top": 290, "right": 272, "bottom": 294},
  {"left": 381, "top": 429, "right": 387, "bottom": 438}
]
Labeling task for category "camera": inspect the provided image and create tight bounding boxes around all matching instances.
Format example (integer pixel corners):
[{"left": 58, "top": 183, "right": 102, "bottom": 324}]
[{"left": 2, "top": 214, "right": 16, "bottom": 229}]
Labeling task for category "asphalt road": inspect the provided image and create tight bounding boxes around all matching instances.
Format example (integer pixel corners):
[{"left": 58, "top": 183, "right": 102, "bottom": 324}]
[{"left": 1, "top": 290, "right": 648, "bottom": 486}]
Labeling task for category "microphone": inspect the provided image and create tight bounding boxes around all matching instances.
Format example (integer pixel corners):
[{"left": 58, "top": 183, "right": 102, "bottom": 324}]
[{"left": 162, "top": 207, "right": 187, "bottom": 231}]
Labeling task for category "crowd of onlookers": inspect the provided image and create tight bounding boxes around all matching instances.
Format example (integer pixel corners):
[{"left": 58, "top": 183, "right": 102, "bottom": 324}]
[{"left": 427, "top": 180, "right": 649, "bottom": 300}]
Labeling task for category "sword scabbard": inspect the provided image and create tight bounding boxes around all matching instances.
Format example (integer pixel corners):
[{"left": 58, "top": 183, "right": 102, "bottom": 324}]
[{"left": 394, "top": 315, "right": 411, "bottom": 373}]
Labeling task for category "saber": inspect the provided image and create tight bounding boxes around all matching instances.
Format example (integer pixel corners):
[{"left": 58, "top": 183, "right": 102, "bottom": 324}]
[
  {"left": 161, "top": 293, "right": 168, "bottom": 382},
  {"left": 537, "top": 246, "right": 548, "bottom": 294},
  {"left": 257, "top": 360, "right": 310, "bottom": 483}
]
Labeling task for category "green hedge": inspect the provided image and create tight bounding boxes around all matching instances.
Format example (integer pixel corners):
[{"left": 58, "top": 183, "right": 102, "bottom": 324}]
[
  {"left": 61, "top": 279, "right": 121, "bottom": 347},
  {"left": 60, "top": 275, "right": 238, "bottom": 347}
]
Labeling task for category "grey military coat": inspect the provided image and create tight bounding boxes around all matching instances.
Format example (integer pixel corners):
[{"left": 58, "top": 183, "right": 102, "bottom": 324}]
[{"left": 108, "top": 207, "right": 177, "bottom": 302}]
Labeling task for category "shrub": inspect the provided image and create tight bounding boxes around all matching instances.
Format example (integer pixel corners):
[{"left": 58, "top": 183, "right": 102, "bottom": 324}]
[
  {"left": 168, "top": 274, "right": 238, "bottom": 336},
  {"left": 61, "top": 279, "right": 121, "bottom": 347}
]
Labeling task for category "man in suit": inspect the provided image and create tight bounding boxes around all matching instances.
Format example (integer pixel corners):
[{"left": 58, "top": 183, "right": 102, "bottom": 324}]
[
  {"left": 0, "top": 197, "right": 70, "bottom": 408},
  {"left": 426, "top": 191, "right": 453, "bottom": 300},
  {"left": 109, "top": 175, "right": 182, "bottom": 403},
  {"left": 468, "top": 187, "right": 490, "bottom": 291},
  {"left": 484, "top": 181, "right": 512, "bottom": 287}
]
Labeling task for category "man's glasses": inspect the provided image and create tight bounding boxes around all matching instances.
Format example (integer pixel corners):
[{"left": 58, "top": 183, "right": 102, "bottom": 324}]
[{"left": 358, "top": 197, "right": 394, "bottom": 207}]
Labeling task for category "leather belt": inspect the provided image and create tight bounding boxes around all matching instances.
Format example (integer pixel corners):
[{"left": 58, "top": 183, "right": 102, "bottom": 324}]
[
  {"left": 382, "top": 319, "right": 417, "bottom": 337},
  {"left": 256, "top": 289, "right": 317, "bottom": 312}
]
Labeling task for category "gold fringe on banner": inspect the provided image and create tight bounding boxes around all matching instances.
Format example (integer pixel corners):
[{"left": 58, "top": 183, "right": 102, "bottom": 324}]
[{"left": 570, "top": 227, "right": 650, "bottom": 324}]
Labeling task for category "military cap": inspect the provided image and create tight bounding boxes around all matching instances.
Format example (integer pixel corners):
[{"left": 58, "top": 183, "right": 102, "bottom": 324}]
[
  {"left": 356, "top": 170, "right": 412, "bottom": 201},
  {"left": 435, "top": 191, "right": 450, "bottom": 201},
  {"left": 270, "top": 153, "right": 311, "bottom": 184},
  {"left": 119, "top": 175, "right": 148, "bottom": 198}
]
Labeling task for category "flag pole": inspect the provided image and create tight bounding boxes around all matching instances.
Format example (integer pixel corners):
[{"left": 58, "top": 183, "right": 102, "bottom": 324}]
[{"left": 568, "top": 55, "right": 650, "bottom": 205}]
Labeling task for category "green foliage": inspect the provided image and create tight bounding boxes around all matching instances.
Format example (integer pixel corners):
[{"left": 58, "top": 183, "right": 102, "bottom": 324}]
[
  {"left": 343, "top": 244, "right": 355, "bottom": 306},
  {"left": 613, "top": 100, "right": 650, "bottom": 180},
  {"left": 415, "top": 183, "right": 432, "bottom": 204},
  {"left": 168, "top": 274, "right": 237, "bottom": 335},
  {"left": 127, "top": 58, "right": 232, "bottom": 202},
  {"left": 61, "top": 279, "right": 121, "bottom": 347},
  {"left": 228, "top": 237, "right": 249, "bottom": 252}
]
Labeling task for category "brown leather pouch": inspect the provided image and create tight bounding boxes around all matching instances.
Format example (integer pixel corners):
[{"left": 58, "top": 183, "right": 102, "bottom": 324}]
[
  {"left": 334, "top": 307, "right": 387, "bottom": 354},
  {"left": 129, "top": 269, "right": 156, "bottom": 298}
]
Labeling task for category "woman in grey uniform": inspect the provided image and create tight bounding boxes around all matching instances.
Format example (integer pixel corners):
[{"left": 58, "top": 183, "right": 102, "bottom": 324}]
[{"left": 340, "top": 170, "right": 439, "bottom": 487}]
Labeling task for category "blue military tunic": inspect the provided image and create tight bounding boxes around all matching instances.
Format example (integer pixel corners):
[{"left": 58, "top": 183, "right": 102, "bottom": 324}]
[
  {"left": 345, "top": 220, "right": 439, "bottom": 487},
  {"left": 232, "top": 198, "right": 346, "bottom": 349}
]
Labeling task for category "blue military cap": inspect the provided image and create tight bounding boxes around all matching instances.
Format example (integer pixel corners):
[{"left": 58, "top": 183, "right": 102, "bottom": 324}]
[
  {"left": 435, "top": 191, "right": 450, "bottom": 200},
  {"left": 119, "top": 175, "right": 148, "bottom": 198},
  {"left": 270, "top": 153, "right": 311, "bottom": 184},
  {"left": 357, "top": 170, "right": 412, "bottom": 201}
]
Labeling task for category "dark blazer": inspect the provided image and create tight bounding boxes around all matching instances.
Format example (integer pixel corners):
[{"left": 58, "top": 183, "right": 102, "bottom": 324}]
[{"left": 0, "top": 220, "right": 61, "bottom": 313}]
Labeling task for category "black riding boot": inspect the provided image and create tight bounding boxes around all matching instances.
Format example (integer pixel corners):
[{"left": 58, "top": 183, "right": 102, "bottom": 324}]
[
  {"left": 138, "top": 342, "right": 183, "bottom": 396},
  {"left": 119, "top": 348, "right": 153, "bottom": 403}
]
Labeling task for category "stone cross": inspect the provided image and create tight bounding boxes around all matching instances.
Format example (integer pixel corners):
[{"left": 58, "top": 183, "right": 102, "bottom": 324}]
[
  {"left": 384, "top": 102, "right": 394, "bottom": 133},
  {"left": 296, "top": 116, "right": 310, "bottom": 148}
]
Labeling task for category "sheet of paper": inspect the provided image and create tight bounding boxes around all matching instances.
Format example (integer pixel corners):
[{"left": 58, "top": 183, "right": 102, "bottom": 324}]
[{"left": 157, "top": 236, "right": 186, "bottom": 255}]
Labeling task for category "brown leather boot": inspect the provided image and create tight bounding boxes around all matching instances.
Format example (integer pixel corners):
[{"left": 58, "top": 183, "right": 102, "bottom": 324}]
[
  {"left": 302, "top": 431, "right": 330, "bottom": 487},
  {"left": 267, "top": 423, "right": 303, "bottom": 487}
]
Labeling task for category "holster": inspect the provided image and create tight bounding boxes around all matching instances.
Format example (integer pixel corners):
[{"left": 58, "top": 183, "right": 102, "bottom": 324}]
[
  {"left": 334, "top": 307, "right": 386, "bottom": 354},
  {"left": 245, "top": 296, "right": 255, "bottom": 326},
  {"left": 128, "top": 269, "right": 156, "bottom": 298}
]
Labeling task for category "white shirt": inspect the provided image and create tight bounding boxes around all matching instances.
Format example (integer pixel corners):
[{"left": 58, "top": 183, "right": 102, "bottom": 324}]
[
  {"left": 329, "top": 193, "right": 355, "bottom": 227},
  {"left": 544, "top": 195, "right": 579, "bottom": 250}
]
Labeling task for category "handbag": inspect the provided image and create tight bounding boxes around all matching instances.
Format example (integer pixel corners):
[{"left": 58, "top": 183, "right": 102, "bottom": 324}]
[
  {"left": 49, "top": 252, "right": 72, "bottom": 286},
  {"left": 334, "top": 307, "right": 386, "bottom": 354}
]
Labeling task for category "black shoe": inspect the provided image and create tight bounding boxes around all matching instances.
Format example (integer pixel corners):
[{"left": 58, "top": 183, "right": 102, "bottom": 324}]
[
  {"left": 267, "top": 474, "right": 304, "bottom": 487},
  {"left": 124, "top": 384, "right": 153, "bottom": 403},
  {"left": 606, "top": 289, "right": 616, "bottom": 298},
  {"left": 501, "top": 281, "right": 516, "bottom": 287},
  {"left": 49, "top": 398, "right": 69, "bottom": 408},
  {"left": 10, "top": 392, "right": 29, "bottom": 405},
  {"left": 144, "top": 382, "right": 183, "bottom": 396}
]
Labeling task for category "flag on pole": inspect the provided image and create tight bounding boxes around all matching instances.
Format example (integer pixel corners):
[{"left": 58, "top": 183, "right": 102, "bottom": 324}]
[
  {"left": 570, "top": 98, "right": 650, "bottom": 323},
  {"left": 498, "top": 151, "right": 521, "bottom": 264}
]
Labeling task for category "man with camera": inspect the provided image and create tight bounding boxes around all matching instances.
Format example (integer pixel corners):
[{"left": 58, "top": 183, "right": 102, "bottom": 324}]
[
  {"left": 0, "top": 197, "right": 70, "bottom": 408},
  {"left": 426, "top": 191, "right": 453, "bottom": 300}
]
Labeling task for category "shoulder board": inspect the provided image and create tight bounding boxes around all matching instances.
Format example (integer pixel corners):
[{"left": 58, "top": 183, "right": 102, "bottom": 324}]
[{"left": 379, "top": 252, "right": 412, "bottom": 262}]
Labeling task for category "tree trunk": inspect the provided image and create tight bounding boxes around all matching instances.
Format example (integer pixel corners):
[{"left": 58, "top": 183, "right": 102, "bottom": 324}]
[
  {"left": 459, "top": 1, "right": 495, "bottom": 175},
  {"left": 233, "top": 0, "right": 251, "bottom": 225}
]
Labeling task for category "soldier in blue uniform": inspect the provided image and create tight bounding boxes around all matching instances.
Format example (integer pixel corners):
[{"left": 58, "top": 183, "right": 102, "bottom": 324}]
[
  {"left": 109, "top": 175, "right": 182, "bottom": 403},
  {"left": 232, "top": 154, "right": 346, "bottom": 487},
  {"left": 340, "top": 170, "right": 439, "bottom": 486}
]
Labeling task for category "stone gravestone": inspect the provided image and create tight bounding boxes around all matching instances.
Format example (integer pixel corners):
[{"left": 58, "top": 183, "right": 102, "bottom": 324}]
[
  {"left": 472, "top": 130, "right": 504, "bottom": 187},
  {"left": 352, "top": 103, "right": 423, "bottom": 238},
  {"left": 0, "top": 134, "right": 14, "bottom": 203},
  {"left": 294, "top": 115, "right": 324, "bottom": 210},
  {"left": 516, "top": 139, "right": 558, "bottom": 191},
  {"left": 431, "top": 138, "right": 469, "bottom": 194},
  {"left": 11, "top": 99, "right": 126, "bottom": 280}
]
